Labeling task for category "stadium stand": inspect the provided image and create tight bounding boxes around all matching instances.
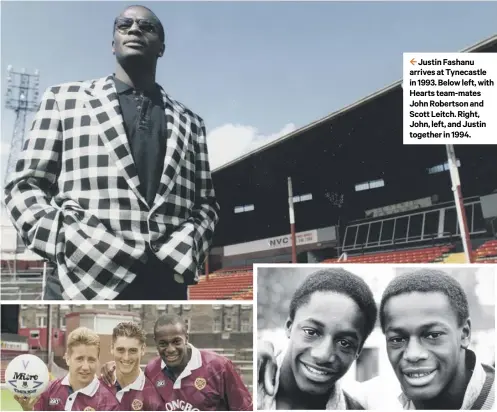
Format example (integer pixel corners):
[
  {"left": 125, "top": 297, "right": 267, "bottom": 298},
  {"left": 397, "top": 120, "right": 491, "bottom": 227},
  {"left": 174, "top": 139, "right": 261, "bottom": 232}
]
[
  {"left": 474, "top": 239, "right": 497, "bottom": 263},
  {"left": 323, "top": 244, "right": 454, "bottom": 264},
  {"left": 205, "top": 34, "right": 497, "bottom": 273},
  {"left": 0, "top": 256, "right": 50, "bottom": 300},
  {"left": 1, "top": 35, "right": 496, "bottom": 300},
  {"left": 189, "top": 269, "right": 253, "bottom": 300}
]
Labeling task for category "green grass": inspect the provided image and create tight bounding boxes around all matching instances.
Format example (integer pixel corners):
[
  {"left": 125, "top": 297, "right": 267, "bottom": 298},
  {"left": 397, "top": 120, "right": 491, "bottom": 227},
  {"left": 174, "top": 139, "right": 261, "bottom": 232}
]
[
  {"left": 0, "top": 371, "right": 57, "bottom": 411},
  {"left": 0, "top": 389, "right": 22, "bottom": 411}
]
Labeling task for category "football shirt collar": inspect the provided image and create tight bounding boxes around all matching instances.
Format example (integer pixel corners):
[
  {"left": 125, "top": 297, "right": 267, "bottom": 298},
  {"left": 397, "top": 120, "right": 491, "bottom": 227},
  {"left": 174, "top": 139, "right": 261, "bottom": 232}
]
[
  {"left": 161, "top": 344, "right": 202, "bottom": 388},
  {"left": 61, "top": 375, "right": 99, "bottom": 397},
  {"left": 115, "top": 370, "right": 146, "bottom": 402}
]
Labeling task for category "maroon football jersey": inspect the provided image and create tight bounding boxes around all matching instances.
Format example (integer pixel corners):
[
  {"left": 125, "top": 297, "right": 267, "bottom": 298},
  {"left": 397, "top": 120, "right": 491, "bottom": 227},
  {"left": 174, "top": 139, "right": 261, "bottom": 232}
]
[
  {"left": 99, "top": 370, "right": 165, "bottom": 411},
  {"left": 33, "top": 375, "right": 120, "bottom": 411},
  {"left": 145, "top": 345, "right": 253, "bottom": 411}
]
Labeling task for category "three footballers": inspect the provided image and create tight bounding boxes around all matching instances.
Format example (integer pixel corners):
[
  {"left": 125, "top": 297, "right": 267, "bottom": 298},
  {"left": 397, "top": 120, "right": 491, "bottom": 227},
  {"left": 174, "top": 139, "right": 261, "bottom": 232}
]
[{"left": 15, "top": 317, "right": 252, "bottom": 411}]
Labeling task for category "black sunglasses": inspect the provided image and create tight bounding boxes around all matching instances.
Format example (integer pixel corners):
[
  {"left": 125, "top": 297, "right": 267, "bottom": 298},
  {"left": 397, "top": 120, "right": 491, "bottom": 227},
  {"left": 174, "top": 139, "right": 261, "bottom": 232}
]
[{"left": 114, "top": 17, "right": 159, "bottom": 35}]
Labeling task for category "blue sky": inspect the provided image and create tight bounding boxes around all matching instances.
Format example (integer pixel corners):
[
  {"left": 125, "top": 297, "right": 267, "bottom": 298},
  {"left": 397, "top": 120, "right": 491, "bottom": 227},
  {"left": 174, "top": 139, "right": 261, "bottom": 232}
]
[{"left": 1, "top": 1, "right": 496, "bottom": 184}]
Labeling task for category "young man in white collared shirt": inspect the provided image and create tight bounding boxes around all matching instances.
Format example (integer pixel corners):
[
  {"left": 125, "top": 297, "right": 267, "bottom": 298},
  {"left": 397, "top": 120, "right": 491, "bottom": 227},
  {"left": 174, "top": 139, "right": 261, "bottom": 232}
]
[
  {"left": 15, "top": 327, "right": 120, "bottom": 411},
  {"left": 145, "top": 314, "right": 253, "bottom": 411},
  {"left": 102, "top": 322, "right": 164, "bottom": 411}
]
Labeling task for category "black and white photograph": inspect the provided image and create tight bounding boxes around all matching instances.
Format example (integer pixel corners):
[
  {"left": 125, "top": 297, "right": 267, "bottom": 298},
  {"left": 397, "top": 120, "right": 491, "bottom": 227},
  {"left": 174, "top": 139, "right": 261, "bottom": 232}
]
[
  {"left": 0, "top": 303, "right": 253, "bottom": 411},
  {"left": 256, "top": 265, "right": 495, "bottom": 410}
]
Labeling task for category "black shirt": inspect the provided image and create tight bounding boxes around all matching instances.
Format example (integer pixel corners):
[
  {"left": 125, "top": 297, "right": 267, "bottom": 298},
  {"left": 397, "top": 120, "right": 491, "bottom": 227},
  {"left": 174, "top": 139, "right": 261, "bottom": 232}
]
[{"left": 113, "top": 76, "right": 167, "bottom": 206}]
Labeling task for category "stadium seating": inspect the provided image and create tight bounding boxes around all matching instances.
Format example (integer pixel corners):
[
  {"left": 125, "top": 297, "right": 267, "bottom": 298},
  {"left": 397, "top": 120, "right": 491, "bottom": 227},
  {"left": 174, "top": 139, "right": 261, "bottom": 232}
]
[
  {"left": 474, "top": 239, "right": 497, "bottom": 263},
  {"left": 1, "top": 259, "right": 50, "bottom": 300},
  {"left": 189, "top": 270, "right": 253, "bottom": 300},
  {"left": 1, "top": 265, "right": 255, "bottom": 300},
  {"left": 0, "top": 259, "right": 44, "bottom": 271},
  {"left": 232, "top": 289, "right": 253, "bottom": 300},
  {"left": 211, "top": 266, "right": 253, "bottom": 274},
  {"left": 323, "top": 245, "right": 454, "bottom": 264},
  {"left": 1, "top": 279, "right": 44, "bottom": 300}
]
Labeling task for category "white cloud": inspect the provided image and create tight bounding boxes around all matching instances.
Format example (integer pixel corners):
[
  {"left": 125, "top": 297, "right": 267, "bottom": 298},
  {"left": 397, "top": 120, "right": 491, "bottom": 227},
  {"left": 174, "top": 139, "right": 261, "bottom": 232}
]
[
  {"left": 207, "top": 123, "right": 297, "bottom": 171},
  {"left": 0, "top": 122, "right": 298, "bottom": 186}
]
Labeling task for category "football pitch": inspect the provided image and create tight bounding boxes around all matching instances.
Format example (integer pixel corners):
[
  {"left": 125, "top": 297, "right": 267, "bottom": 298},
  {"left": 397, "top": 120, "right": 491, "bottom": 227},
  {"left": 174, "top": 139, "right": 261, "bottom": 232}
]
[{"left": 0, "top": 389, "right": 22, "bottom": 411}]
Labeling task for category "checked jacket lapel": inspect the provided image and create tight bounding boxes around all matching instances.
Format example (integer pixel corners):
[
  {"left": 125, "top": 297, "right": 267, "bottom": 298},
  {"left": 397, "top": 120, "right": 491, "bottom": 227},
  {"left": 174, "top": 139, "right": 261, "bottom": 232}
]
[
  {"left": 151, "top": 89, "right": 189, "bottom": 212},
  {"left": 83, "top": 76, "right": 189, "bottom": 212},
  {"left": 83, "top": 76, "right": 149, "bottom": 208}
]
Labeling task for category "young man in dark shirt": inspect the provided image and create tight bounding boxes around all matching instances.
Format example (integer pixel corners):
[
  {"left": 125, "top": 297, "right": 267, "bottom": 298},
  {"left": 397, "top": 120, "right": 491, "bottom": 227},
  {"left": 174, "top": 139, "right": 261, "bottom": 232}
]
[
  {"left": 4, "top": 4, "right": 219, "bottom": 301},
  {"left": 258, "top": 268, "right": 377, "bottom": 410}
]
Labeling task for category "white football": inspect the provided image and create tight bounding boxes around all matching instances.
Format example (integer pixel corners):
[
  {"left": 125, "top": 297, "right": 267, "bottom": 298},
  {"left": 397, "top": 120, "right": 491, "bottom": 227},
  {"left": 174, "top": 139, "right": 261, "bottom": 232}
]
[{"left": 5, "top": 354, "right": 50, "bottom": 398}]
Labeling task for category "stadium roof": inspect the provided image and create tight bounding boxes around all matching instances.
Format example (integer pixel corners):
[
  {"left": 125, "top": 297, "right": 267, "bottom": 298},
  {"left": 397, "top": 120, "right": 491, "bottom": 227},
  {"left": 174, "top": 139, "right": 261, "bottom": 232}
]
[
  {"left": 211, "top": 34, "right": 497, "bottom": 249},
  {"left": 212, "top": 34, "right": 497, "bottom": 173}
]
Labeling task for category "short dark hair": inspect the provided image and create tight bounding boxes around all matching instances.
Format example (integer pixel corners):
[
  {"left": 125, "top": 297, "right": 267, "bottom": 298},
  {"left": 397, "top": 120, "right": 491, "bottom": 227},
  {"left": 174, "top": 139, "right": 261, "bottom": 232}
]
[
  {"left": 289, "top": 268, "right": 378, "bottom": 344},
  {"left": 379, "top": 269, "right": 469, "bottom": 332},
  {"left": 114, "top": 5, "right": 165, "bottom": 43},
  {"left": 154, "top": 314, "right": 187, "bottom": 336},
  {"left": 112, "top": 322, "right": 146, "bottom": 345}
]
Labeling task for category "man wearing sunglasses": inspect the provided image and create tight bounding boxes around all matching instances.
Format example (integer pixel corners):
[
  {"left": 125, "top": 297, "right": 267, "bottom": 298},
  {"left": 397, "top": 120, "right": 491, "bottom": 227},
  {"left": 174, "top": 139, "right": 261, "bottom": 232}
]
[{"left": 4, "top": 5, "right": 220, "bottom": 300}]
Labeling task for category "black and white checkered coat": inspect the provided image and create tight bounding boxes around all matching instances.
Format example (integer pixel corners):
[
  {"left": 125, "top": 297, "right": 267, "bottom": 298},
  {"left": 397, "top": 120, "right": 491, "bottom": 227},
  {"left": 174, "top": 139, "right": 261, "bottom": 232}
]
[{"left": 4, "top": 76, "right": 220, "bottom": 300}]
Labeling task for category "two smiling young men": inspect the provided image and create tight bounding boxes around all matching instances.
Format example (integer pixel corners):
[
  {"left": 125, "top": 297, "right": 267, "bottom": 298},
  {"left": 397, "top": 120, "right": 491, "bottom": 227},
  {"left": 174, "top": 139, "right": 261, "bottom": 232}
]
[
  {"left": 258, "top": 268, "right": 494, "bottom": 410},
  {"left": 105, "top": 314, "right": 252, "bottom": 411}
]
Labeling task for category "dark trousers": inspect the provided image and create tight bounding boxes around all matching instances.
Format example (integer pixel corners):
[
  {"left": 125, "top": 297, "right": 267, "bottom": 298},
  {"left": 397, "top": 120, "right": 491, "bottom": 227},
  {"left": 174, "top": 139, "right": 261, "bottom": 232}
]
[
  {"left": 44, "top": 251, "right": 188, "bottom": 300},
  {"left": 43, "top": 268, "right": 64, "bottom": 300},
  {"left": 115, "top": 251, "right": 188, "bottom": 300}
]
